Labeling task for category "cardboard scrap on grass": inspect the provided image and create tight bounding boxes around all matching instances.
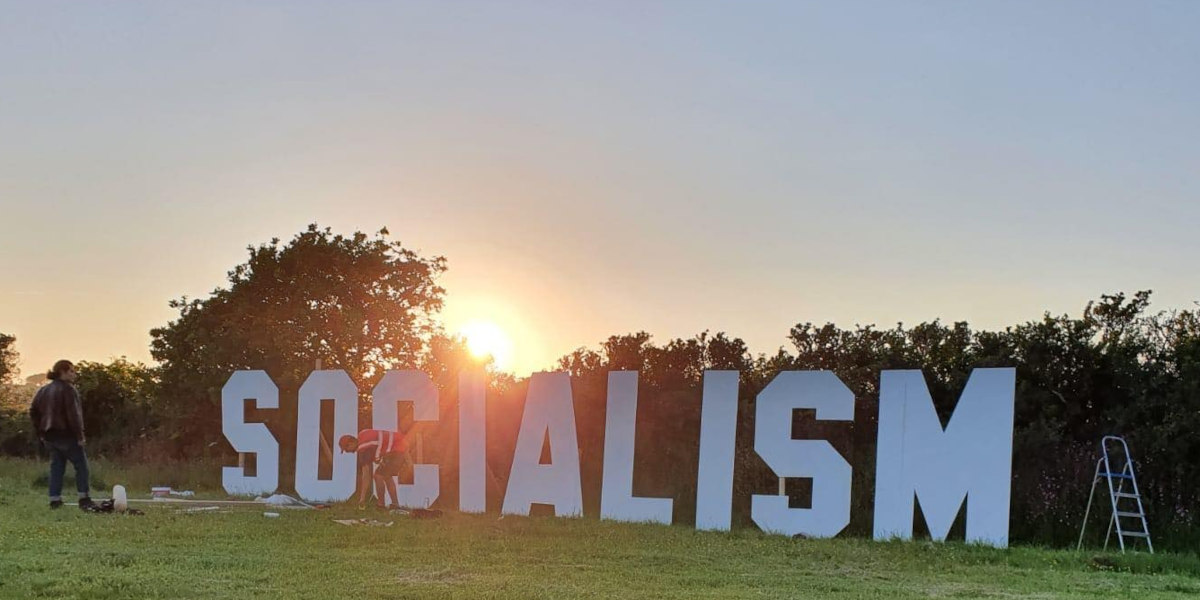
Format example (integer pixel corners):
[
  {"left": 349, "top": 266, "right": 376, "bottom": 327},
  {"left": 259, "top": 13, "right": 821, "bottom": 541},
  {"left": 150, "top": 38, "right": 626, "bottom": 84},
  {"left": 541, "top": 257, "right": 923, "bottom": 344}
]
[{"left": 334, "top": 518, "right": 394, "bottom": 527}]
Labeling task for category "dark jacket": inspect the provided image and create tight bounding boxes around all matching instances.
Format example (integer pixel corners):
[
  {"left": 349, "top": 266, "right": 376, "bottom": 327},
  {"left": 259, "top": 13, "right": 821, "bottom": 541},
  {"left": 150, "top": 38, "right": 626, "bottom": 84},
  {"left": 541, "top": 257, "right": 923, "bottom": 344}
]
[{"left": 29, "top": 380, "right": 84, "bottom": 441}]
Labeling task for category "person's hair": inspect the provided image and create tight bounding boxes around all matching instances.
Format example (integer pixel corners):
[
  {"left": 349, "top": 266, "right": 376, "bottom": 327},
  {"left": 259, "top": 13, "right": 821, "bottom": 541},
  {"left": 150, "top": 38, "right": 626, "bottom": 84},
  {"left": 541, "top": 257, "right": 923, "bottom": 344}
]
[
  {"left": 46, "top": 360, "right": 74, "bottom": 381},
  {"left": 338, "top": 435, "right": 358, "bottom": 452}
]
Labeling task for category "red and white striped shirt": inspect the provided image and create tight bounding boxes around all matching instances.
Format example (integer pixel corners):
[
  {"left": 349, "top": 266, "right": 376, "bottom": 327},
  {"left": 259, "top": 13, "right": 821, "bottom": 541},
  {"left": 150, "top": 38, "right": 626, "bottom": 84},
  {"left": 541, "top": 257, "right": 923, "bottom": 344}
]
[{"left": 355, "top": 428, "right": 407, "bottom": 465}]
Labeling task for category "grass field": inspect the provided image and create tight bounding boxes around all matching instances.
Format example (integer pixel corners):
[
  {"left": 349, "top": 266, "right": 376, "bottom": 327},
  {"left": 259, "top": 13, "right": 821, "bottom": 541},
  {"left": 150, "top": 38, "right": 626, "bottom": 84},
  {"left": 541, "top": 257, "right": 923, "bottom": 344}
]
[{"left": 2, "top": 458, "right": 1199, "bottom": 599}]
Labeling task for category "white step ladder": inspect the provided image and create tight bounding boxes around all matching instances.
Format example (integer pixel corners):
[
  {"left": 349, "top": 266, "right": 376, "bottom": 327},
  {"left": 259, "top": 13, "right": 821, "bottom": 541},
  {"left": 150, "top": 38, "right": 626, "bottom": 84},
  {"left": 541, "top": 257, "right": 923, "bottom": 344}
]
[{"left": 1077, "top": 435, "right": 1153, "bottom": 553}]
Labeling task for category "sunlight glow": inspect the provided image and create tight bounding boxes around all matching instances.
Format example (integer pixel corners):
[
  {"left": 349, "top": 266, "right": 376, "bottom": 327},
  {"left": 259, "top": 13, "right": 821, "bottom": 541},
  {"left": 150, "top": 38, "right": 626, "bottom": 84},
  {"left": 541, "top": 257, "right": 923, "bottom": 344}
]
[{"left": 458, "top": 320, "right": 515, "bottom": 371}]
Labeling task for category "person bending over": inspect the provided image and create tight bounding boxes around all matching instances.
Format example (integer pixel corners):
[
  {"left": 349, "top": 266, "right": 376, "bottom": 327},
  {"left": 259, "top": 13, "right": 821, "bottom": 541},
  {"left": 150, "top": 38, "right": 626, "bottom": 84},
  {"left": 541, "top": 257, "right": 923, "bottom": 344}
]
[
  {"left": 339, "top": 429, "right": 413, "bottom": 510},
  {"left": 29, "top": 360, "right": 94, "bottom": 510}
]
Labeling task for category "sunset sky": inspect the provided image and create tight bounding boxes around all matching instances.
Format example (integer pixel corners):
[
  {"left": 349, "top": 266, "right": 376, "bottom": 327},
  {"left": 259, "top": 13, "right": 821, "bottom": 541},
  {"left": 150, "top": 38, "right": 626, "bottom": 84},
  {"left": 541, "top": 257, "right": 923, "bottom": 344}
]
[{"left": 2, "top": 2, "right": 1198, "bottom": 378}]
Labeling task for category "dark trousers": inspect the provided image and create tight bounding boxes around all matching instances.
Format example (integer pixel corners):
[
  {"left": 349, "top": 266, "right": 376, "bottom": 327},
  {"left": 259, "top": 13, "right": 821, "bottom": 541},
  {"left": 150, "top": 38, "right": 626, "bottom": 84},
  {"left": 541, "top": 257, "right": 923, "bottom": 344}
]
[{"left": 44, "top": 433, "right": 89, "bottom": 501}]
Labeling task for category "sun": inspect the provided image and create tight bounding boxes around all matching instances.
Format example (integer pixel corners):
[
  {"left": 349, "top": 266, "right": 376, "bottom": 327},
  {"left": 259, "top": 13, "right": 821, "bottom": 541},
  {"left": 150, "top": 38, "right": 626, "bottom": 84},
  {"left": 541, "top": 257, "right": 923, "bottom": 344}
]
[{"left": 458, "top": 320, "right": 514, "bottom": 371}]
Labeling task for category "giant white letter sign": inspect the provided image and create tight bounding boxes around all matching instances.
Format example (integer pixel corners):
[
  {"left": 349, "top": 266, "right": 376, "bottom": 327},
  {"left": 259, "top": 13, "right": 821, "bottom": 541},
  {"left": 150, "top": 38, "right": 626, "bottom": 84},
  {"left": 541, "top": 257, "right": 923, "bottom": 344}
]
[
  {"left": 751, "top": 370, "right": 854, "bottom": 538},
  {"left": 222, "top": 370, "right": 280, "bottom": 495},
  {"left": 459, "top": 369, "right": 487, "bottom": 513},
  {"left": 373, "top": 370, "right": 440, "bottom": 508},
  {"left": 695, "top": 370, "right": 739, "bottom": 531},
  {"left": 502, "top": 372, "right": 583, "bottom": 516},
  {"left": 294, "top": 370, "right": 359, "bottom": 502},
  {"left": 601, "top": 371, "right": 673, "bottom": 524},
  {"left": 873, "top": 368, "right": 1016, "bottom": 546}
]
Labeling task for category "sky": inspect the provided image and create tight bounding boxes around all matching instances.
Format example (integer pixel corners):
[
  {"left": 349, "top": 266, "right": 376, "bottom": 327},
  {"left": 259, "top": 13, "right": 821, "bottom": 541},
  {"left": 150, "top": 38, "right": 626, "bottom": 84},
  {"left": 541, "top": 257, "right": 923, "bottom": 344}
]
[{"left": 2, "top": 1, "right": 1198, "bottom": 378}]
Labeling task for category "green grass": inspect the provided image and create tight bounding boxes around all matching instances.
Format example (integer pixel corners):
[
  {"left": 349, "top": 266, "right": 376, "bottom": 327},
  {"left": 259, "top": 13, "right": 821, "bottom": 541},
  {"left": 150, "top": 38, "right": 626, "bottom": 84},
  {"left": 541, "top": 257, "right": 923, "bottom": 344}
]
[{"left": 2, "top": 458, "right": 1199, "bottom": 599}]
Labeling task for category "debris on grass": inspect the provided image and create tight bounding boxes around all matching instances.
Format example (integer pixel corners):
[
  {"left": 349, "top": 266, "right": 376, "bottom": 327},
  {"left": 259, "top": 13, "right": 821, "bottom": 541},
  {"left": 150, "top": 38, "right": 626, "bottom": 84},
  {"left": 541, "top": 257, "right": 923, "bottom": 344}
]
[
  {"left": 390, "top": 507, "right": 444, "bottom": 519},
  {"left": 333, "top": 518, "right": 394, "bottom": 527},
  {"left": 255, "top": 494, "right": 315, "bottom": 508},
  {"left": 82, "top": 499, "right": 145, "bottom": 516}
]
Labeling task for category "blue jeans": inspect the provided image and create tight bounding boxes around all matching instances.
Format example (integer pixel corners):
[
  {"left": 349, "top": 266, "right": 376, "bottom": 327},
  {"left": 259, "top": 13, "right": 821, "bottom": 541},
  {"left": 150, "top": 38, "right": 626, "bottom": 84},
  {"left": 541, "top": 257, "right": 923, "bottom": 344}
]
[{"left": 45, "top": 434, "right": 89, "bottom": 501}]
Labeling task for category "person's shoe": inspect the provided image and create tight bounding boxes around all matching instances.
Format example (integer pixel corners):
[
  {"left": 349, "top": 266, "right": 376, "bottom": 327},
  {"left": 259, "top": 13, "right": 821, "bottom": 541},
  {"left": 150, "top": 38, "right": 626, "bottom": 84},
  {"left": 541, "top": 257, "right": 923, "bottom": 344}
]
[
  {"left": 78, "top": 497, "right": 96, "bottom": 511},
  {"left": 49, "top": 500, "right": 63, "bottom": 509}
]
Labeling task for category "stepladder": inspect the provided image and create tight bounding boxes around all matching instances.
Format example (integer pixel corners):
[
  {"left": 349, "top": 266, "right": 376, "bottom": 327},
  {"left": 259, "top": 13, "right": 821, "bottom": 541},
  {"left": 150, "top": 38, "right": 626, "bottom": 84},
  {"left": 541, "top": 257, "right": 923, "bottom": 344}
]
[{"left": 1077, "top": 435, "right": 1153, "bottom": 553}]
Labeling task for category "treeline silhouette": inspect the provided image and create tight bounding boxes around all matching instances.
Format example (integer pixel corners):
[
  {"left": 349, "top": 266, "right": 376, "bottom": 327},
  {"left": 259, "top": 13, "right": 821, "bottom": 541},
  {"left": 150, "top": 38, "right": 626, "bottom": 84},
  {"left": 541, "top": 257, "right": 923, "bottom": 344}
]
[
  {"left": 2, "top": 225, "right": 1197, "bottom": 550},
  {"left": 483, "top": 293, "right": 1200, "bottom": 550}
]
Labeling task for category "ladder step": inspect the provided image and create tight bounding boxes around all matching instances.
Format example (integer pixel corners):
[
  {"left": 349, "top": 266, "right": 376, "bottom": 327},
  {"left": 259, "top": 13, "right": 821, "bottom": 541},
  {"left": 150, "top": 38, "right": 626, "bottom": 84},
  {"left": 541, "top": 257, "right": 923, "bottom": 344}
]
[
  {"left": 1114, "top": 492, "right": 1140, "bottom": 499},
  {"left": 1100, "top": 472, "right": 1133, "bottom": 480},
  {"left": 1115, "top": 511, "right": 1144, "bottom": 518},
  {"left": 1121, "top": 531, "right": 1150, "bottom": 538}
]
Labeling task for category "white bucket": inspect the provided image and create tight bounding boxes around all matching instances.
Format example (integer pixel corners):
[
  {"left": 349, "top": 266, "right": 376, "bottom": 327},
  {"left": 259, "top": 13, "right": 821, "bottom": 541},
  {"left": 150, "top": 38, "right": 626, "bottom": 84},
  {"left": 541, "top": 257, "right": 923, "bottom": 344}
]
[{"left": 112, "top": 485, "right": 128, "bottom": 512}]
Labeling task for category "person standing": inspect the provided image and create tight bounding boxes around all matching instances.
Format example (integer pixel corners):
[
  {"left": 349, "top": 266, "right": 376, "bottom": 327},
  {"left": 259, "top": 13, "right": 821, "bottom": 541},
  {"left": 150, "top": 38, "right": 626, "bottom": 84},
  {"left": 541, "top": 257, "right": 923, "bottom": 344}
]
[{"left": 29, "top": 360, "right": 93, "bottom": 510}]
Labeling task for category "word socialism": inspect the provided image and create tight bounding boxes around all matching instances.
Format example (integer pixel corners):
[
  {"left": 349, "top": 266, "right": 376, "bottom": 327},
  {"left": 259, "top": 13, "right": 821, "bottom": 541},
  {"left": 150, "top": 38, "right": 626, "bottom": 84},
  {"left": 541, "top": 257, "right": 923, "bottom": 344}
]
[{"left": 222, "top": 368, "right": 1016, "bottom": 546}]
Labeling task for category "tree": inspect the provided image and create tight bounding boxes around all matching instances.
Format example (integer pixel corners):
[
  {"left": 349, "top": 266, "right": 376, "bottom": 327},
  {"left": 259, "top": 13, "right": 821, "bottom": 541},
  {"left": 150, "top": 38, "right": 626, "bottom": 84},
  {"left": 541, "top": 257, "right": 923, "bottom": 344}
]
[
  {"left": 0, "top": 333, "right": 17, "bottom": 384},
  {"left": 0, "top": 334, "right": 36, "bottom": 455},
  {"left": 74, "top": 358, "right": 158, "bottom": 454},
  {"left": 149, "top": 224, "right": 447, "bottom": 456}
]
